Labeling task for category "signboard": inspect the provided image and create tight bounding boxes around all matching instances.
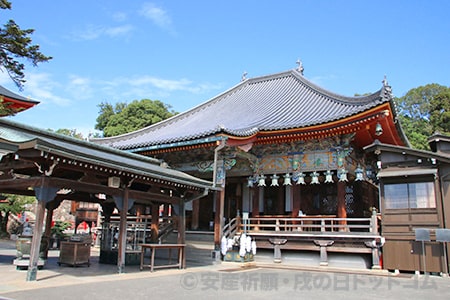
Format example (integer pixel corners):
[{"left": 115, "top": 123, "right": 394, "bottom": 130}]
[
  {"left": 414, "top": 228, "right": 430, "bottom": 242},
  {"left": 436, "top": 228, "right": 450, "bottom": 242}
]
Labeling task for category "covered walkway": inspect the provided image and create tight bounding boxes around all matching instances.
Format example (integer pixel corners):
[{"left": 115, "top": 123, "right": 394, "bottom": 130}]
[{"left": 0, "top": 118, "right": 217, "bottom": 281}]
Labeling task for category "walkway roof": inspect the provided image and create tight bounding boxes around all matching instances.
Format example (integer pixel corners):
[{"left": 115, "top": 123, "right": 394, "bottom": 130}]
[{"left": 0, "top": 118, "right": 215, "bottom": 204}]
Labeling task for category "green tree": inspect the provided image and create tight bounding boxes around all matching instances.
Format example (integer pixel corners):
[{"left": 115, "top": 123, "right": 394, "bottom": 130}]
[
  {"left": 429, "top": 90, "right": 450, "bottom": 134},
  {"left": 0, "top": 194, "right": 35, "bottom": 236},
  {"left": 50, "top": 128, "right": 84, "bottom": 140},
  {"left": 395, "top": 84, "right": 450, "bottom": 150},
  {"left": 96, "top": 99, "right": 177, "bottom": 137},
  {"left": 0, "top": 0, "right": 52, "bottom": 90},
  {"left": 95, "top": 102, "right": 126, "bottom": 133}
]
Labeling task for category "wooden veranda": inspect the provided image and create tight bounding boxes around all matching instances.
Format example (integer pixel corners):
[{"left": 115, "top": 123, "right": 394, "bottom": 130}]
[{"left": 223, "top": 212, "right": 383, "bottom": 268}]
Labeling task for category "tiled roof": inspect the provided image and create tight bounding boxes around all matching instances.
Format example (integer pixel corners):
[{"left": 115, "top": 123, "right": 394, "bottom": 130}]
[
  {"left": 93, "top": 69, "right": 393, "bottom": 150},
  {"left": 0, "top": 118, "right": 214, "bottom": 190}
]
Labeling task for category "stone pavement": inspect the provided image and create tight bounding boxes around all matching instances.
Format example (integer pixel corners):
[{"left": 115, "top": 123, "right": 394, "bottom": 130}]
[{"left": 0, "top": 235, "right": 449, "bottom": 300}]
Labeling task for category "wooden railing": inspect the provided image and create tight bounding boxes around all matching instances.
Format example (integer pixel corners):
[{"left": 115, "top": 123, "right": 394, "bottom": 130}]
[
  {"left": 223, "top": 211, "right": 379, "bottom": 239},
  {"left": 222, "top": 217, "right": 239, "bottom": 240},
  {"left": 239, "top": 216, "right": 376, "bottom": 233}
]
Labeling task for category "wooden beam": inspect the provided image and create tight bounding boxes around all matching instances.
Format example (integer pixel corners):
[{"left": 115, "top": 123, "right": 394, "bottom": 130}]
[
  {"left": 0, "top": 177, "right": 41, "bottom": 190},
  {"left": 0, "top": 176, "right": 203, "bottom": 205}
]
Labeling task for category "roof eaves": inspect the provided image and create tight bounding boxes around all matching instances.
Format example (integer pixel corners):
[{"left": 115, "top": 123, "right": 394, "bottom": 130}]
[
  {"left": 363, "top": 140, "right": 450, "bottom": 163},
  {"left": 0, "top": 85, "right": 39, "bottom": 104}
]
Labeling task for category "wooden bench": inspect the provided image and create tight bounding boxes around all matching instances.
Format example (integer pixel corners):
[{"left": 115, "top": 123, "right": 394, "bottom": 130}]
[{"left": 140, "top": 243, "right": 186, "bottom": 272}]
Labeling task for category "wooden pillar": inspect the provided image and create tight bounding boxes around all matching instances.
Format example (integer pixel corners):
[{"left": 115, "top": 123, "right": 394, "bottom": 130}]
[
  {"left": 177, "top": 197, "right": 186, "bottom": 268},
  {"left": 213, "top": 190, "right": 225, "bottom": 248},
  {"left": 292, "top": 185, "right": 301, "bottom": 217},
  {"left": 277, "top": 187, "right": 284, "bottom": 214},
  {"left": 337, "top": 181, "right": 347, "bottom": 229},
  {"left": 151, "top": 203, "right": 159, "bottom": 243},
  {"left": 191, "top": 199, "right": 200, "bottom": 230},
  {"left": 178, "top": 198, "right": 186, "bottom": 244},
  {"left": 163, "top": 204, "right": 170, "bottom": 217},
  {"left": 117, "top": 189, "right": 128, "bottom": 274},
  {"left": 26, "top": 200, "right": 46, "bottom": 281},
  {"left": 41, "top": 206, "right": 54, "bottom": 259},
  {"left": 27, "top": 184, "right": 58, "bottom": 281},
  {"left": 251, "top": 188, "right": 260, "bottom": 217}
]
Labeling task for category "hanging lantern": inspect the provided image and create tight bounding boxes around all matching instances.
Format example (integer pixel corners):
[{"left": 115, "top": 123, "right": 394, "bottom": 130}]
[
  {"left": 310, "top": 171, "right": 320, "bottom": 184},
  {"left": 375, "top": 122, "right": 383, "bottom": 136},
  {"left": 283, "top": 173, "right": 292, "bottom": 186},
  {"left": 294, "top": 172, "right": 306, "bottom": 185},
  {"left": 338, "top": 168, "right": 348, "bottom": 182},
  {"left": 270, "top": 174, "right": 279, "bottom": 186},
  {"left": 247, "top": 175, "right": 256, "bottom": 187},
  {"left": 258, "top": 174, "right": 266, "bottom": 186},
  {"left": 324, "top": 170, "right": 334, "bottom": 183},
  {"left": 355, "top": 165, "right": 364, "bottom": 181}
]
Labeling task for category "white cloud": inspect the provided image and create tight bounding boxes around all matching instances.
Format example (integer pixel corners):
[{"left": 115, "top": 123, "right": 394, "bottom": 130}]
[
  {"left": 105, "top": 24, "right": 134, "bottom": 37},
  {"left": 71, "top": 24, "right": 133, "bottom": 41},
  {"left": 132, "top": 76, "right": 192, "bottom": 91},
  {"left": 111, "top": 11, "right": 128, "bottom": 22},
  {"left": 23, "top": 73, "right": 72, "bottom": 106},
  {"left": 66, "top": 75, "right": 94, "bottom": 100},
  {"left": 2, "top": 70, "right": 222, "bottom": 112},
  {"left": 139, "top": 3, "right": 175, "bottom": 33}
]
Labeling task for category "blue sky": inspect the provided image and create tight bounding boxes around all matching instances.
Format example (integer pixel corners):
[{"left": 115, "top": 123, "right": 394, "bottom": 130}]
[{"left": 1, "top": 0, "right": 449, "bottom": 137}]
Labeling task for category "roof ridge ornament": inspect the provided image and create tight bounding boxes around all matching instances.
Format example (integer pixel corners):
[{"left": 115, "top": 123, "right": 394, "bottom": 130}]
[
  {"left": 382, "top": 75, "right": 393, "bottom": 97},
  {"left": 382, "top": 75, "right": 389, "bottom": 87},
  {"left": 296, "top": 59, "right": 304, "bottom": 75}
]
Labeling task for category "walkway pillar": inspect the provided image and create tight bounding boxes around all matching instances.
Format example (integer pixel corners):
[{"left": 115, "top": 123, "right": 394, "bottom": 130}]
[
  {"left": 41, "top": 205, "right": 54, "bottom": 259},
  {"left": 177, "top": 197, "right": 186, "bottom": 268},
  {"left": 26, "top": 200, "right": 46, "bottom": 281},
  {"left": 27, "top": 183, "right": 59, "bottom": 281},
  {"left": 191, "top": 199, "right": 200, "bottom": 230},
  {"left": 151, "top": 203, "right": 159, "bottom": 243},
  {"left": 117, "top": 189, "right": 129, "bottom": 274}
]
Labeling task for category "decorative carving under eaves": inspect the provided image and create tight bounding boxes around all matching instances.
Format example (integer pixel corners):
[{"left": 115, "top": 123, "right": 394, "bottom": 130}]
[
  {"left": 251, "top": 134, "right": 355, "bottom": 156},
  {"left": 196, "top": 159, "right": 236, "bottom": 173}
]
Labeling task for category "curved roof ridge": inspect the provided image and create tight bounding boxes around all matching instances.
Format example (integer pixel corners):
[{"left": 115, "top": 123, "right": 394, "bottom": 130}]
[{"left": 289, "top": 69, "right": 386, "bottom": 105}]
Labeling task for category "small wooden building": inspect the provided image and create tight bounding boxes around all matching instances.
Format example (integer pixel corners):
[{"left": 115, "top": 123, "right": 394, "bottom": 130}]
[{"left": 365, "top": 134, "right": 450, "bottom": 274}]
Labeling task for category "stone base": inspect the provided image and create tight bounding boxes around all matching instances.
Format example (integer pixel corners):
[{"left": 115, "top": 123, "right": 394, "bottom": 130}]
[
  {"left": 13, "top": 258, "right": 45, "bottom": 270},
  {"left": 223, "top": 250, "right": 254, "bottom": 263},
  {"left": 99, "top": 250, "right": 141, "bottom": 265}
]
